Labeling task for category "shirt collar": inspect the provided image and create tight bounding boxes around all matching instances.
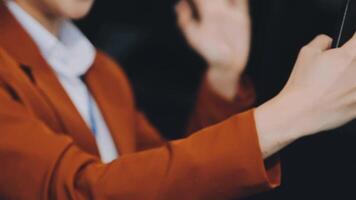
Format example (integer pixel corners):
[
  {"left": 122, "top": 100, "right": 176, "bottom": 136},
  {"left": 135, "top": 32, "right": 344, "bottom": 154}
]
[{"left": 5, "top": 0, "right": 96, "bottom": 78}]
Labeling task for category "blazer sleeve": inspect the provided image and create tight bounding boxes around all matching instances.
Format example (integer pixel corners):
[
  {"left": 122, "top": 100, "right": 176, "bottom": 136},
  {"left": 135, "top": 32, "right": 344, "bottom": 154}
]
[{"left": 0, "top": 82, "right": 280, "bottom": 200}]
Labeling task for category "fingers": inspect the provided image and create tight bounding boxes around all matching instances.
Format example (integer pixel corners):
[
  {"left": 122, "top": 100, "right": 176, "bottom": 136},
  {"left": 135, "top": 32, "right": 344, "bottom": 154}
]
[
  {"left": 306, "top": 35, "right": 333, "bottom": 52},
  {"left": 192, "top": 0, "right": 228, "bottom": 13},
  {"left": 176, "top": 0, "right": 197, "bottom": 29},
  {"left": 183, "top": 0, "right": 200, "bottom": 20},
  {"left": 176, "top": 0, "right": 199, "bottom": 41}
]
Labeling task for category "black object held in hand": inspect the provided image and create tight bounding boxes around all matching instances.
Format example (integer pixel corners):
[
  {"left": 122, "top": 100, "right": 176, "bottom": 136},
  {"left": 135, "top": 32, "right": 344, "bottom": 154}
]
[{"left": 333, "top": 0, "right": 356, "bottom": 48}]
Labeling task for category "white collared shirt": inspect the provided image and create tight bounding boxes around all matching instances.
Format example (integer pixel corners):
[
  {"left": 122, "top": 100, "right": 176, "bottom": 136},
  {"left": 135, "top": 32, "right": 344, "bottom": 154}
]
[{"left": 6, "top": 0, "right": 119, "bottom": 163}]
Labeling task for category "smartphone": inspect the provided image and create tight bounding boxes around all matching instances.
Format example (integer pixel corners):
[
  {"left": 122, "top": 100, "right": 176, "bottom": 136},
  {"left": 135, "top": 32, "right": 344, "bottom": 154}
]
[{"left": 332, "top": 0, "right": 356, "bottom": 48}]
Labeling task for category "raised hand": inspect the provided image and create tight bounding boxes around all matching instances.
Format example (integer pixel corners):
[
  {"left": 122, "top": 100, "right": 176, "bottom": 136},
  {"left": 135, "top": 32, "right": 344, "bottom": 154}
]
[
  {"left": 255, "top": 34, "right": 356, "bottom": 158},
  {"left": 176, "top": 0, "right": 251, "bottom": 100}
]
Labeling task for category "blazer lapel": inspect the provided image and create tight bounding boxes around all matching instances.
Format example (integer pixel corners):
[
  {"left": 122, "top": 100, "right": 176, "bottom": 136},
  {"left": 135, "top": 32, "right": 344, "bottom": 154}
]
[
  {"left": 85, "top": 54, "right": 137, "bottom": 154},
  {"left": 0, "top": 3, "right": 100, "bottom": 156}
]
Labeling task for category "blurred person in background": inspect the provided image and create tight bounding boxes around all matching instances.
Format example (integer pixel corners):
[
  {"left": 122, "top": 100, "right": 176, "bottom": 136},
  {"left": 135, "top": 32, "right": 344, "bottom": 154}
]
[{"left": 1, "top": 0, "right": 356, "bottom": 199}]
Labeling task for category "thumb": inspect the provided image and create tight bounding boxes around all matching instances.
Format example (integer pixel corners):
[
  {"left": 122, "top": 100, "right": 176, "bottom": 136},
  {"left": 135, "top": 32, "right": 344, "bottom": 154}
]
[{"left": 306, "top": 34, "right": 333, "bottom": 52}]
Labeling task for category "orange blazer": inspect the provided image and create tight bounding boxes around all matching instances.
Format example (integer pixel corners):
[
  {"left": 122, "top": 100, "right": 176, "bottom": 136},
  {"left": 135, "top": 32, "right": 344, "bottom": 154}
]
[{"left": 0, "top": 4, "right": 280, "bottom": 200}]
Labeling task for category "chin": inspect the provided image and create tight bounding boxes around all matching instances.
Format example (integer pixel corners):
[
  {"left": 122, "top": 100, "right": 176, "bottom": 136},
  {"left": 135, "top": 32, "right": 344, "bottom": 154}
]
[
  {"left": 67, "top": 10, "right": 91, "bottom": 20},
  {"left": 63, "top": 1, "right": 94, "bottom": 19}
]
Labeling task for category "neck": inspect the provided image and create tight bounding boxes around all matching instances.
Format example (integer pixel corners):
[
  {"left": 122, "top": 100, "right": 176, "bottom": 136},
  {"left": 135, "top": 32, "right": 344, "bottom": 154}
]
[{"left": 14, "top": 1, "right": 62, "bottom": 36}]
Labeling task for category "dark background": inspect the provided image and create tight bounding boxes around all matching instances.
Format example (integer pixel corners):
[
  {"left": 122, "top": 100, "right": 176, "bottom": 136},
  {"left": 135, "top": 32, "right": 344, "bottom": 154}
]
[
  {"left": 79, "top": 0, "right": 206, "bottom": 139},
  {"left": 78, "top": 0, "right": 356, "bottom": 199}
]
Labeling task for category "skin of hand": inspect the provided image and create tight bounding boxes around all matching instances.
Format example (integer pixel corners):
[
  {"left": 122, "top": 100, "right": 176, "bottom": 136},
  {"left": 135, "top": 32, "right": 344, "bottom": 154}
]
[
  {"left": 176, "top": 0, "right": 251, "bottom": 100},
  {"left": 255, "top": 34, "right": 356, "bottom": 158}
]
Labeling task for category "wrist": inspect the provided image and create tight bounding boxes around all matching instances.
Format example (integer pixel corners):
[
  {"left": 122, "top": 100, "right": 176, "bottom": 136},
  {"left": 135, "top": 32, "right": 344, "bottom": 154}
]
[
  {"left": 206, "top": 66, "right": 242, "bottom": 101},
  {"left": 254, "top": 92, "right": 309, "bottom": 157}
]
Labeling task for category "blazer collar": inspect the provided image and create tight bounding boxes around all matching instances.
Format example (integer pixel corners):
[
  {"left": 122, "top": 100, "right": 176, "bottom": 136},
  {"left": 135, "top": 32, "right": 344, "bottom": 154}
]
[
  {"left": 0, "top": 3, "right": 45, "bottom": 71},
  {"left": 86, "top": 55, "right": 137, "bottom": 154}
]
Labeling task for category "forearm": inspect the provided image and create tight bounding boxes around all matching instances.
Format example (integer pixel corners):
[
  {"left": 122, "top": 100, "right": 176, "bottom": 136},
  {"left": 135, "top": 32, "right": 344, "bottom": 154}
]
[{"left": 254, "top": 92, "right": 311, "bottom": 158}]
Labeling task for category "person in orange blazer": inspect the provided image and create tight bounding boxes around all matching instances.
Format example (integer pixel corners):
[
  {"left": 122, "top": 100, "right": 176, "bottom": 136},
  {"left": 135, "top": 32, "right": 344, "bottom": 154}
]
[{"left": 1, "top": 0, "right": 356, "bottom": 199}]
